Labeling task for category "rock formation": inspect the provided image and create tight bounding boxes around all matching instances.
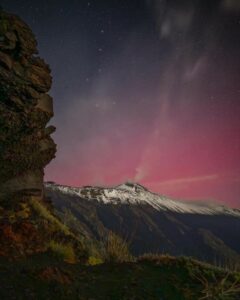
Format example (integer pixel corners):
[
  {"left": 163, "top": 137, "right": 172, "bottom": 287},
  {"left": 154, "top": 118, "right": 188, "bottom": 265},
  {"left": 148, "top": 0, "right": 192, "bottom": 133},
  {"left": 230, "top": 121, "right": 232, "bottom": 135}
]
[
  {"left": 0, "top": 10, "right": 56, "bottom": 199},
  {"left": 0, "top": 11, "right": 88, "bottom": 261}
]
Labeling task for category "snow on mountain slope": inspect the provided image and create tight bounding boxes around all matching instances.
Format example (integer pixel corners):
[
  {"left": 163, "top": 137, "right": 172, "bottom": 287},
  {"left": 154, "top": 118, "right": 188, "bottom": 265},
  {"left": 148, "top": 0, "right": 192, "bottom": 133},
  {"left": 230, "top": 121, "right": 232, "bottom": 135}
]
[{"left": 45, "top": 182, "right": 240, "bottom": 217}]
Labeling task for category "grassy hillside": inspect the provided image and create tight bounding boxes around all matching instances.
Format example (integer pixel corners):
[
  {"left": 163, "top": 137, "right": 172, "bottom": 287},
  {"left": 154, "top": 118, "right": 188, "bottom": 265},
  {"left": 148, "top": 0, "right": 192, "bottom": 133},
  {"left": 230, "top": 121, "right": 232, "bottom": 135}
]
[{"left": 0, "top": 194, "right": 88, "bottom": 262}]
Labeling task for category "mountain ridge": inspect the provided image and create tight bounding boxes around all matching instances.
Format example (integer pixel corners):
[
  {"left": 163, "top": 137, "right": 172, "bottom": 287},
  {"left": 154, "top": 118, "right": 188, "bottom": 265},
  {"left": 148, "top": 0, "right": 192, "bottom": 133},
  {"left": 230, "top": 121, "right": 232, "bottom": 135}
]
[
  {"left": 45, "top": 181, "right": 240, "bottom": 264},
  {"left": 45, "top": 181, "right": 240, "bottom": 217}
]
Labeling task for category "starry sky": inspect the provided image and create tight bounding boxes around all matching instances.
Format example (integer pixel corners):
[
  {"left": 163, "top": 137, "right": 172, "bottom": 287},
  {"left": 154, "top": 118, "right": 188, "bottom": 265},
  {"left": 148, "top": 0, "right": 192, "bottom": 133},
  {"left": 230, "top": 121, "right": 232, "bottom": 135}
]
[{"left": 2, "top": 0, "right": 240, "bottom": 207}]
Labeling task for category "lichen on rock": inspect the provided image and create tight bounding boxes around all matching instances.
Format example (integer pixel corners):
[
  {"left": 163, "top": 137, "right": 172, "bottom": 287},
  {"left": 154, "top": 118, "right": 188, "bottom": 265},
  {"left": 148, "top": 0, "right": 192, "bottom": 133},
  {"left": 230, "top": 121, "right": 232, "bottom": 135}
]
[{"left": 0, "top": 10, "right": 56, "bottom": 199}]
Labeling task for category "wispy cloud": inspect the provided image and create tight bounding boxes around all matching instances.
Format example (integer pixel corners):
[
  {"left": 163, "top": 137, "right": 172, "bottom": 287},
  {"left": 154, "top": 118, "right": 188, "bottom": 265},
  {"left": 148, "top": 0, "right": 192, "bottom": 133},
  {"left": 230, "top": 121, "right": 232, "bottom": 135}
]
[
  {"left": 147, "top": 173, "right": 240, "bottom": 191},
  {"left": 149, "top": 174, "right": 220, "bottom": 188}
]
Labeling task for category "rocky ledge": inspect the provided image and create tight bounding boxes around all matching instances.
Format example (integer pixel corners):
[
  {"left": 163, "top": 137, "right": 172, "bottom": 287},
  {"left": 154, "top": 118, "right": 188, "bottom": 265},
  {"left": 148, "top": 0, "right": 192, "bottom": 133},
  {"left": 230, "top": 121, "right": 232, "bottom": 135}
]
[{"left": 0, "top": 10, "right": 56, "bottom": 199}]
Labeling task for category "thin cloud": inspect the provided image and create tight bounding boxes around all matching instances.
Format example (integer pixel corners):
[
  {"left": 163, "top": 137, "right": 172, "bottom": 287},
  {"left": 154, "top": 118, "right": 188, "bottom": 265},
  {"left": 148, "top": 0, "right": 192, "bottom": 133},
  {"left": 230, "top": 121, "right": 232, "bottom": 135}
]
[
  {"left": 148, "top": 173, "right": 240, "bottom": 190},
  {"left": 151, "top": 174, "right": 220, "bottom": 188}
]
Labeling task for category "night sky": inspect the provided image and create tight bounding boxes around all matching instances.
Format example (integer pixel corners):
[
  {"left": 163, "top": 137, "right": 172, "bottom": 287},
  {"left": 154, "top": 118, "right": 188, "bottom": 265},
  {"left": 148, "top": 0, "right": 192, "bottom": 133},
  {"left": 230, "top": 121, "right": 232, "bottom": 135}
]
[{"left": 2, "top": 0, "right": 240, "bottom": 207}]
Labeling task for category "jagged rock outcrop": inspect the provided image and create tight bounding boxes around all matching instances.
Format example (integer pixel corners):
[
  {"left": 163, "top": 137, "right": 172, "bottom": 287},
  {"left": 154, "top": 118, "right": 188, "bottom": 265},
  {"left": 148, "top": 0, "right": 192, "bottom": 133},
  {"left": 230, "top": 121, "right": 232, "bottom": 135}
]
[
  {"left": 0, "top": 11, "right": 88, "bottom": 261},
  {"left": 0, "top": 10, "right": 56, "bottom": 199}
]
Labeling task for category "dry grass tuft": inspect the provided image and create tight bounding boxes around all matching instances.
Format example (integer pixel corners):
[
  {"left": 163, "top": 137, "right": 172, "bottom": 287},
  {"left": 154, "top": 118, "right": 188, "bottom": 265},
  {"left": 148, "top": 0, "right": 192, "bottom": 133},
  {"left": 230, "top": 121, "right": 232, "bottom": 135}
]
[
  {"left": 194, "top": 271, "right": 240, "bottom": 300},
  {"left": 103, "top": 231, "right": 133, "bottom": 263}
]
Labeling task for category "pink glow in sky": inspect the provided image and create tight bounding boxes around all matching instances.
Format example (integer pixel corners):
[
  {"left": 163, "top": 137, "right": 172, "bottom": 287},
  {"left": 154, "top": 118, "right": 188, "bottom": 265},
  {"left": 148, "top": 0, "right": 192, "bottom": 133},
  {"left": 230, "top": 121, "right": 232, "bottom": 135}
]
[
  {"left": 44, "top": 0, "right": 240, "bottom": 207},
  {"left": 46, "top": 70, "right": 240, "bottom": 207}
]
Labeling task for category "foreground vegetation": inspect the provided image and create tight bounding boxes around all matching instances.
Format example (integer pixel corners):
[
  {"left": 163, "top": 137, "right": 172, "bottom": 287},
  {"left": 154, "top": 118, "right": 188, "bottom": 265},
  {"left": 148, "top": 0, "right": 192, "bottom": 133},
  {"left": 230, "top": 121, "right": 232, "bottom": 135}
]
[
  {"left": 0, "top": 195, "right": 240, "bottom": 299},
  {"left": 0, "top": 253, "right": 240, "bottom": 300}
]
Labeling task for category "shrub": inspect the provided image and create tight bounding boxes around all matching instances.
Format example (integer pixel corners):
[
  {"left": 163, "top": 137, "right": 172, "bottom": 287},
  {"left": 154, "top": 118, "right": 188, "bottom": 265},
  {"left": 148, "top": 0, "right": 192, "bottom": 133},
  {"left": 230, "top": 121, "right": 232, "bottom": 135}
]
[
  {"left": 48, "top": 241, "right": 76, "bottom": 263},
  {"left": 103, "top": 231, "right": 133, "bottom": 263}
]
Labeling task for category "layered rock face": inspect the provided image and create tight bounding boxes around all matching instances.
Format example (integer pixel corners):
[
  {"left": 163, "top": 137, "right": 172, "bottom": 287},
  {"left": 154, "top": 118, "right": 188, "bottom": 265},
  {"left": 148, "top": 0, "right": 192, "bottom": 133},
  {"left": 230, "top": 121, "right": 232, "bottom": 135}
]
[{"left": 0, "top": 10, "right": 56, "bottom": 199}]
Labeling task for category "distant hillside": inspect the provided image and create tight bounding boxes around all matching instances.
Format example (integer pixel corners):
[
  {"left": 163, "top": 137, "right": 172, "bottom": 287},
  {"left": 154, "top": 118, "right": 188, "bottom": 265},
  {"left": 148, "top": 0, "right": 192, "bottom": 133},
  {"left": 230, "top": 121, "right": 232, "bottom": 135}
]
[{"left": 46, "top": 182, "right": 240, "bottom": 266}]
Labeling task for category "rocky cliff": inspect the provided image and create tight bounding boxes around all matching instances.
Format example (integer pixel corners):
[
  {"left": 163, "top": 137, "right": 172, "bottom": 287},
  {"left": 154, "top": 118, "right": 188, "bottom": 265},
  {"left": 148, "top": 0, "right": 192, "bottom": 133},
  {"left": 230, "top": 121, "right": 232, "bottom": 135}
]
[
  {"left": 0, "top": 10, "right": 56, "bottom": 199},
  {"left": 0, "top": 10, "right": 88, "bottom": 261}
]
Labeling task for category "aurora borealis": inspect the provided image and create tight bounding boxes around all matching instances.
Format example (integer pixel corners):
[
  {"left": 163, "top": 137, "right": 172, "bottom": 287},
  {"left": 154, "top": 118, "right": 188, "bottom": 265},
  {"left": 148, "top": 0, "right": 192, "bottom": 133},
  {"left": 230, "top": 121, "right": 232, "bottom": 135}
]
[{"left": 3, "top": 0, "right": 240, "bottom": 206}]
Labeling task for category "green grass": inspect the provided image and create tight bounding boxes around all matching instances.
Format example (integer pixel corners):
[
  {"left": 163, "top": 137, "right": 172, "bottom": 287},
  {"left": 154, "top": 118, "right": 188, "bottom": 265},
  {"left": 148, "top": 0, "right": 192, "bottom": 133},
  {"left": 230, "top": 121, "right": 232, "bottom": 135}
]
[
  {"left": 30, "top": 198, "right": 70, "bottom": 235},
  {"left": 48, "top": 241, "right": 76, "bottom": 263}
]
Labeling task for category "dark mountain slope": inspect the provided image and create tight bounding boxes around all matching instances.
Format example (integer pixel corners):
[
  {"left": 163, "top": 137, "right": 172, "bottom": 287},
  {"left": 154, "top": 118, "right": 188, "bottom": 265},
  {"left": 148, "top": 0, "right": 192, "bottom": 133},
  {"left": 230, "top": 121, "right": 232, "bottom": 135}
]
[{"left": 46, "top": 182, "right": 240, "bottom": 266}]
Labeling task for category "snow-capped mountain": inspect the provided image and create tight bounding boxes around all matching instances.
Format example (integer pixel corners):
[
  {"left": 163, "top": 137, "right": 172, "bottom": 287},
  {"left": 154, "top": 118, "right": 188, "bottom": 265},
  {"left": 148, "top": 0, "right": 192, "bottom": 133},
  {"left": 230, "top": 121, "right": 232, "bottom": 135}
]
[
  {"left": 45, "top": 182, "right": 240, "bottom": 265},
  {"left": 45, "top": 181, "right": 240, "bottom": 217}
]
